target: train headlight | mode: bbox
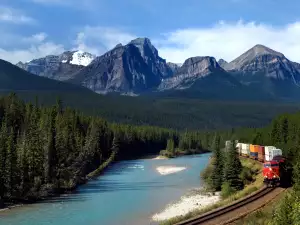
[273,175,276,178]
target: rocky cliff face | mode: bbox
[16,51,95,81]
[130,38,174,78]
[223,44,300,83]
[159,56,226,90]
[70,38,173,94]
[69,43,162,94]
[167,62,181,74]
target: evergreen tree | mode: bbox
[210,134,223,191]
[223,140,243,191]
[166,138,175,155]
[271,120,281,145]
[5,130,18,197]
[0,120,8,198]
[280,116,289,144]
[292,151,300,193]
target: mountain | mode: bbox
[0,58,93,93]
[167,62,181,74]
[154,56,274,101]
[218,59,228,68]
[223,44,300,100]
[14,39,300,101]
[223,44,300,81]
[16,51,95,81]
[159,56,234,90]
[129,38,174,78]
[69,38,173,94]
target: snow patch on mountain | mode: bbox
[70,51,95,66]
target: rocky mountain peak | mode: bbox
[159,56,224,90]
[15,50,95,81]
[250,44,284,57]
[224,44,285,71]
[114,43,123,49]
[181,56,221,71]
[218,59,228,67]
[129,37,158,59]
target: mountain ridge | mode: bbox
[12,40,300,101]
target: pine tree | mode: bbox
[16,132,29,196]
[0,120,8,198]
[223,140,243,191]
[166,138,175,155]
[5,130,18,197]
[281,117,289,144]
[292,151,300,193]
[210,134,223,191]
[271,120,281,145]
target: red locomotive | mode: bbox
[263,160,280,187]
[263,156,291,187]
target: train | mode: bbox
[226,141,292,187]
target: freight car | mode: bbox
[249,144,259,160]
[257,145,265,162]
[231,142,290,187]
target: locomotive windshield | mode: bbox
[263,163,271,168]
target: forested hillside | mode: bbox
[0,94,213,203]
[1,91,300,131]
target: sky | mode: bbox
[1,0,300,64]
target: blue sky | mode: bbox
[1,0,300,63]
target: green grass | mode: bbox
[160,158,263,225]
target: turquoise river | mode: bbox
[0,153,211,225]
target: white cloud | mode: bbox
[154,20,300,64]
[74,26,137,55]
[0,6,35,24]
[22,32,48,43]
[0,42,65,63]
[0,31,64,63]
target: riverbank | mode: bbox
[158,157,263,225]
[159,148,210,159]
[0,151,117,212]
[152,189,220,222]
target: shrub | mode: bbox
[221,181,235,198]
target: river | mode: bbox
[0,153,211,225]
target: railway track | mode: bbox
[175,186,283,225]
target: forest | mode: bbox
[0,93,213,204]
[203,112,300,224]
